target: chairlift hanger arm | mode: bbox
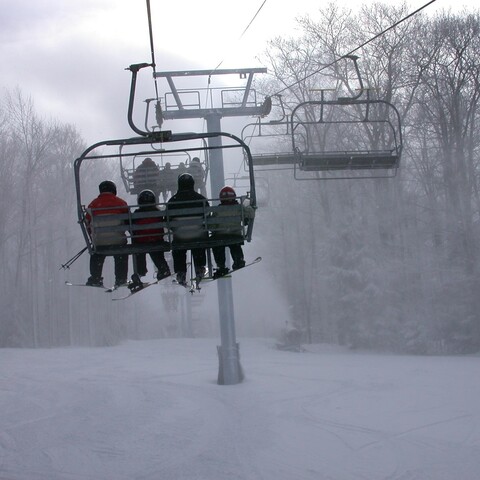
[126,62,155,136]
[339,55,364,101]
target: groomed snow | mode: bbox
[1,338,479,479]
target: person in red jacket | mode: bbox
[129,189,171,291]
[85,180,129,287]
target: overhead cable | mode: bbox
[272,0,437,96]
[210,0,268,74]
[146,0,160,100]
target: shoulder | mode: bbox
[114,196,128,206]
[192,191,207,200]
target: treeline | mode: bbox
[0,89,139,347]
[258,4,480,353]
[3,4,480,353]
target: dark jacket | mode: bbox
[167,189,209,241]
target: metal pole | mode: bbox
[205,113,243,385]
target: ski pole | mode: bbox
[60,246,88,270]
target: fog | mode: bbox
[2,1,480,478]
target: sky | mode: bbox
[1,0,479,145]
[1,336,479,479]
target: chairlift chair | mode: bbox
[290,90,403,180]
[243,56,403,180]
[74,63,257,269]
[75,131,256,260]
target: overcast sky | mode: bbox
[0,0,477,144]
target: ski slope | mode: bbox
[1,338,479,479]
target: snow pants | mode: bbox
[90,253,128,283]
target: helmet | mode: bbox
[138,189,156,205]
[178,173,195,190]
[219,185,236,204]
[99,180,117,195]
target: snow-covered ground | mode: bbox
[1,338,479,480]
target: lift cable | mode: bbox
[197,0,269,134]
[210,0,268,75]
[270,0,437,97]
[146,0,160,101]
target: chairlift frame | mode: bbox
[290,91,403,180]
[243,56,403,180]
[74,63,257,261]
[75,132,256,258]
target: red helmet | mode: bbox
[219,186,236,204]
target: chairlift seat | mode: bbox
[299,150,400,171]
[84,202,251,256]
[251,153,298,166]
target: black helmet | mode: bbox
[138,189,156,205]
[99,180,117,195]
[177,173,195,191]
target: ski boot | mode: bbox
[195,266,207,286]
[232,259,246,270]
[213,266,229,279]
[128,273,144,293]
[86,276,104,287]
[156,267,171,281]
[176,272,187,287]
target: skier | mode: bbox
[129,189,171,291]
[85,180,129,287]
[167,173,209,286]
[188,157,207,197]
[211,186,254,278]
[133,157,161,200]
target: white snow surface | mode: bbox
[1,338,479,480]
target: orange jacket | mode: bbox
[86,192,129,246]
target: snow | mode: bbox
[1,338,479,480]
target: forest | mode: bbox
[1,4,479,353]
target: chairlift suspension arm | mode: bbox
[126,63,152,136]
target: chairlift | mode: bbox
[290,88,402,180]
[74,64,256,269]
[243,56,403,180]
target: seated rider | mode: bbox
[133,157,161,200]
[188,157,207,197]
[167,173,209,286]
[85,180,129,287]
[211,186,255,278]
[130,189,171,291]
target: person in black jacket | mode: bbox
[133,158,161,200]
[167,173,209,286]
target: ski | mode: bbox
[111,275,172,300]
[104,283,130,293]
[65,281,113,291]
[204,256,262,282]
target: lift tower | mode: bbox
[155,68,269,384]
